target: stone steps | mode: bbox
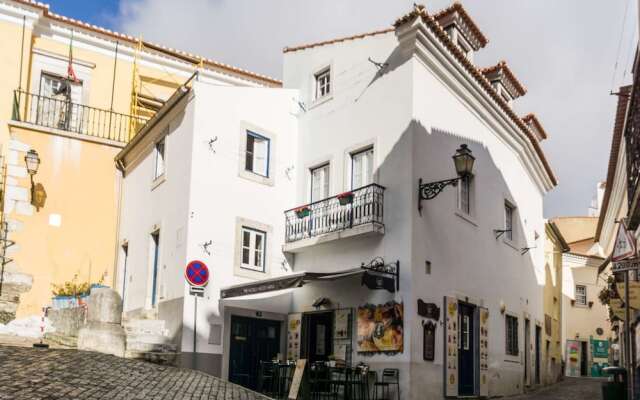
[123,318,176,364]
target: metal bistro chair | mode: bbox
[310,363,338,400]
[349,365,371,400]
[374,369,400,400]
[257,361,277,397]
[277,362,296,399]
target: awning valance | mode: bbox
[220,268,365,299]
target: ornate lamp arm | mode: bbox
[418,177,461,215]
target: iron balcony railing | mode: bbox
[284,183,385,243]
[12,90,147,143]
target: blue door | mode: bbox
[151,232,160,307]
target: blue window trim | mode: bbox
[246,130,270,178]
[151,232,160,307]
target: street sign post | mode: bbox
[611,222,637,400]
[185,260,210,355]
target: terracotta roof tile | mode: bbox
[433,1,488,48]
[283,28,394,53]
[394,4,557,186]
[13,0,281,86]
[480,61,527,97]
[595,85,632,240]
[522,113,548,140]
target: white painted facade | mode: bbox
[116,6,556,400]
[116,80,298,375]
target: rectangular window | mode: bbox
[38,73,82,131]
[245,131,270,177]
[154,138,166,180]
[241,227,266,272]
[575,285,587,306]
[315,68,331,99]
[351,147,374,189]
[505,202,515,241]
[457,175,472,214]
[310,164,330,203]
[506,315,519,356]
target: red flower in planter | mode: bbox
[337,191,354,205]
[294,206,311,218]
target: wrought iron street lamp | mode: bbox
[24,149,45,211]
[418,144,475,215]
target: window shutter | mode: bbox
[479,307,489,397]
[444,296,458,397]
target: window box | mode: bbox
[295,206,311,219]
[337,191,354,205]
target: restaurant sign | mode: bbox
[612,258,640,273]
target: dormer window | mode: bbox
[315,67,331,100]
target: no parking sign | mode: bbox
[185,260,209,287]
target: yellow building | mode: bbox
[553,216,611,377]
[543,221,569,384]
[0,0,279,319]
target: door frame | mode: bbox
[301,310,334,362]
[457,300,480,397]
[524,318,531,386]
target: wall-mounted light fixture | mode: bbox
[24,149,45,211]
[418,144,475,215]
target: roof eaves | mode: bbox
[596,85,632,240]
[283,28,394,53]
[522,113,548,140]
[13,0,281,86]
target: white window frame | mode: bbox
[310,163,330,203]
[240,226,266,273]
[457,174,473,215]
[505,314,519,356]
[504,201,515,241]
[314,67,331,100]
[575,285,587,306]
[244,130,270,178]
[153,137,166,180]
[351,147,374,190]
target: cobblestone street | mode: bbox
[509,377,605,400]
[0,345,267,400]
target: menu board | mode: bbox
[444,296,458,397]
[479,307,489,397]
[288,359,307,400]
[287,313,302,360]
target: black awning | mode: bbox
[220,269,365,299]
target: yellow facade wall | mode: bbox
[543,225,564,383]
[8,126,121,317]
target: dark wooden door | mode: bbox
[458,302,476,396]
[535,326,541,384]
[302,312,333,363]
[229,316,281,390]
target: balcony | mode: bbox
[283,183,385,253]
[11,90,147,143]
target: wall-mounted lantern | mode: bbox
[418,144,475,215]
[24,149,45,211]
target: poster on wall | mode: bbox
[591,339,609,359]
[287,313,302,360]
[565,340,581,377]
[479,307,489,397]
[334,309,350,340]
[357,302,404,353]
[444,296,458,398]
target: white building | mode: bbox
[115,4,557,399]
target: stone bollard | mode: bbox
[77,288,126,357]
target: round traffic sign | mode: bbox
[185,260,209,287]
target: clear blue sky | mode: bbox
[46,0,119,28]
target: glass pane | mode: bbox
[242,248,250,265]
[243,230,251,247]
[352,154,363,189]
[255,233,263,251]
[245,134,254,172]
[253,137,268,176]
[254,249,262,268]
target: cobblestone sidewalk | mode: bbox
[508,377,605,400]
[0,345,268,400]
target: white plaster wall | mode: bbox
[181,82,298,357]
[117,94,195,323]
[282,28,550,399]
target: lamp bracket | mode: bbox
[418,177,461,215]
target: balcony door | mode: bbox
[310,164,330,235]
[37,73,82,131]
